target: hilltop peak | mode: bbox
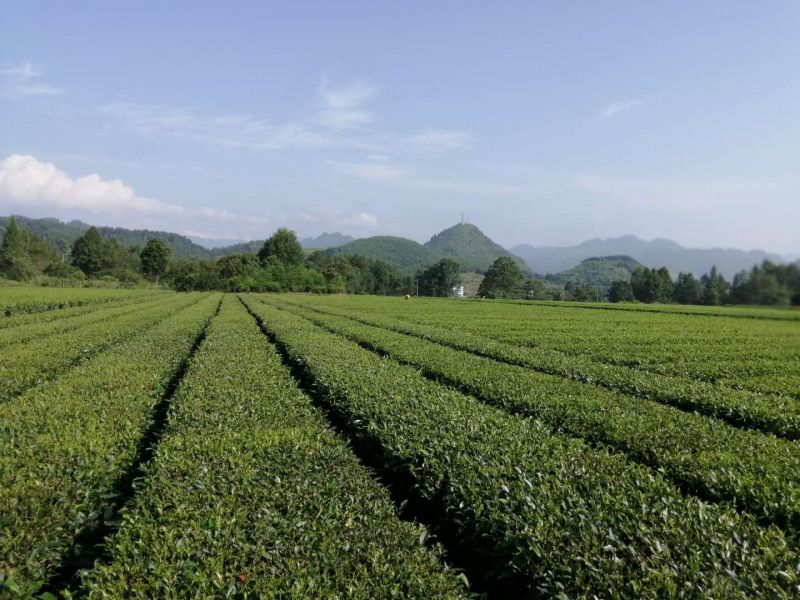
[425,223,528,273]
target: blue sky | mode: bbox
[1,1,798,253]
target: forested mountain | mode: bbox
[425,223,528,273]
[543,255,644,293]
[326,236,442,275]
[0,215,210,259]
[512,235,782,279]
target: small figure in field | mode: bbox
[404,294,411,300]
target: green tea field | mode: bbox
[2,288,799,598]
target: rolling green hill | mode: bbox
[326,236,442,275]
[425,223,528,273]
[326,225,529,276]
[544,255,644,293]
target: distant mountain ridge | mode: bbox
[512,235,783,279]
[300,232,354,249]
[207,232,356,256]
[2,215,792,279]
[188,236,246,249]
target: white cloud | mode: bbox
[0,154,271,236]
[598,98,644,119]
[0,62,62,98]
[0,154,386,240]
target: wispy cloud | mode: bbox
[327,160,408,182]
[99,103,335,151]
[316,77,378,129]
[570,172,793,211]
[400,130,471,157]
[598,98,644,119]
[295,207,379,233]
[328,159,529,196]
[99,77,469,158]
[0,62,62,98]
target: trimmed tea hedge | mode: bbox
[283,298,800,439]
[0,294,220,594]
[0,291,164,332]
[82,296,465,598]
[276,299,800,537]
[0,294,172,348]
[0,294,201,402]
[0,287,157,317]
[243,297,799,598]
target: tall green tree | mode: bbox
[0,216,58,280]
[630,267,673,303]
[673,272,703,304]
[729,262,793,306]
[140,239,171,281]
[258,228,304,265]
[607,280,634,302]
[478,256,525,299]
[1,216,24,255]
[71,227,106,276]
[0,217,36,280]
[700,266,729,306]
[418,258,461,297]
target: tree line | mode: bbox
[0,218,413,294]
[417,253,800,307]
[606,263,800,306]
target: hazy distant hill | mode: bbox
[208,232,355,257]
[512,235,782,279]
[300,232,354,249]
[0,215,210,259]
[424,223,528,273]
[188,235,246,249]
[209,240,264,257]
[327,236,442,274]
[544,255,644,293]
